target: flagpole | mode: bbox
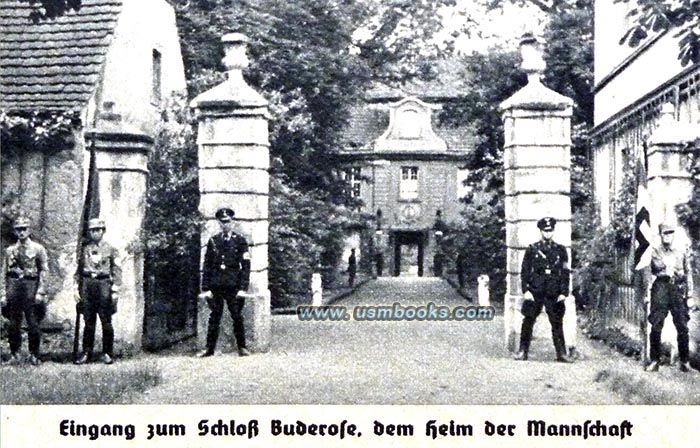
[632,140,652,365]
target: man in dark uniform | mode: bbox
[514,217,573,363]
[456,251,467,289]
[1,216,48,366]
[646,223,695,373]
[375,252,384,277]
[347,249,357,288]
[198,207,251,357]
[75,219,121,365]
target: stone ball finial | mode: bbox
[519,33,546,81]
[222,32,250,72]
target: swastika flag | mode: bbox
[633,155,651,270]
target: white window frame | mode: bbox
[400,166,419,200]
[346,167,362,198]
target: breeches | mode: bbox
[5,278,41,354]
[648,279,689,362]
[81,278,114,356]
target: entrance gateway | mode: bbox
[392,230,425,277]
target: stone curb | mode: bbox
[443,276,474,302]
[271,277,371,315]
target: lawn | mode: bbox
[1,358,161,404]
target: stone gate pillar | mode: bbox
[84,110,152,353]
[500,34,574,352]
[191,33,271,352]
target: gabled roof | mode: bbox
[341,103,477,153]
[340,58,476,153]
[0,0,122,112]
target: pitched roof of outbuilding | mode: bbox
[341,103,477,153]
[340,58,477,153]
[0,0,122,112]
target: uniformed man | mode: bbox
[347,249,357,288]
[514,217,573,363]
[198,207,251,357]
[646,223,695,373]
[75,218,121,365]
[375,252,384,278]
[1,216,48,366]
[456,251,467,289]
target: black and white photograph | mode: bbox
[1,0,699,445]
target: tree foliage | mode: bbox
[677,150,700,250]
[174,0,459,303]
[176,0,459,194]
[615,0,700,66]
[485,0,700,67]
[436,0,594,299]
[268,175,363,306]
[18,0,80,21]
[143,94,201,313]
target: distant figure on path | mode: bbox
[456,251,466,289]
[347,249,357,288]
[513,217,573,363]
[1,216,48,366]
[375,252,384,277]
[646,223,695,373]
[198,207,251,358]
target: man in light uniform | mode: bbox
[1,216,48,366]
[646,223,695,373]
[75,218,121,365]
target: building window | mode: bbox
[400,166,419,200]
[152,49,162,105]
[345,167,362,198]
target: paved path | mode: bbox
[132,278,626,404]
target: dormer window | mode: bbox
[396,108,422,139]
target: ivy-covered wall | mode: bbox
[1,123,85,328]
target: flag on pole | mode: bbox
[631,148,652,363]
[633,154,651,271]
[73,145,100,360]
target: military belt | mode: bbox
[82,273,110,280]
[6,273,38,280]
[656,276,686,285]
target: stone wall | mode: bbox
[368,159,464,227]
[1,131,85,329]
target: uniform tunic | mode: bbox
[3,239,48,355]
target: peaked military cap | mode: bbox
[658,223,675,234]
[537,217,556,231]
[88,218,106,230]
[12,216,30,228]
[215,207,235,222]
